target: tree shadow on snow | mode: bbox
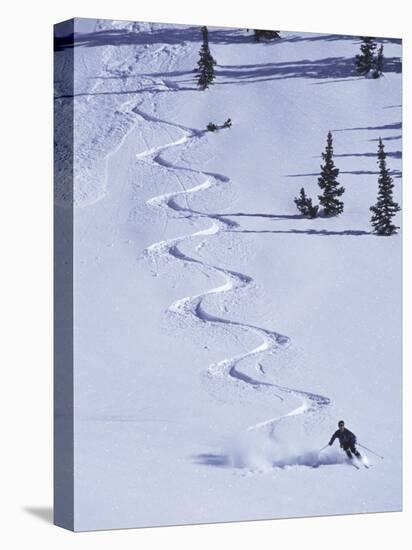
[335,151,401,159]
[214,56,401,84]
[55,26,402,51]
[55,28,401,85]
[104,55,400,91]
[368,134,401,142]
[234,229,371,236]
[280,34,401,45]
[81,56,378,90]
[334,122,402,132]
[285,169,402,179]
[55,26,262,50]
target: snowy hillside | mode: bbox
[54,18,402,531]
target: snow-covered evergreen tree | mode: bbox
[355,37,377,75]
[253,29,281,42]
[370,138,401,235]
[197,26,216,90]
[317,131,345,216]
[294,188,319,218]
[372,44,384,79]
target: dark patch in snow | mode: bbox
[285,169,402,178]
[335,151,401,159]
[193,453,231,467]
[368,135,401,142]
[235,229,370,237]
[55,27,396,51]
[214,56,401,83]
[216,212,305,220]
[334,122,402,132]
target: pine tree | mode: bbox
[355,37,377,75]
[294,188,319,218]
[317,131,345,216]
[372,44,384,78]
[197,26,216,90]
[370,138,400,235]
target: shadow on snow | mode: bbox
[335,151,401,159]
[55,55,401,101]
[215,57,401,82]
[334,122,402,132]
[55,25,402,51]
[232,229,370,236]
[285,169,402,178]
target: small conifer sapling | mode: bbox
[294,188,319,218]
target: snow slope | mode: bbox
[54,19,402,531]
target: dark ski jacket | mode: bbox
[329,428,357,448]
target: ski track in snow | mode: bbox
[139,119,330,431]
[133,83,331,446]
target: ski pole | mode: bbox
[319,445,329,453]
[357,443,384,460]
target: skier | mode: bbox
[328,420,362,460]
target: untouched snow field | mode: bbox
[55,19,402,530]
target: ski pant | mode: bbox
[342,443,361,459]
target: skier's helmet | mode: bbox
[338,420,345,428]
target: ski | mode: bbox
[350,458,370,469]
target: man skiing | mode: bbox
[329,420,362,460]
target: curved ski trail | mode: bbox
[135,91,330,442]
